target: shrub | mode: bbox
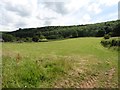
[104,34,110,39]
[101,37,120,50]
[39,35,46,39]
[32,36,39,42]
[39,39,48,42]
[26,37,32,42]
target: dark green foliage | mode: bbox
[32,36,39,42]
[2,33,16,42]
[112,23,120,36]
[0,32,2,38]
[77,30,84,37]
[47,35,61,39]
[39,35,46,39]
[96,30,105,37]
[26,37,32,42]
[101,38,120,49]
[2,20,120,42]
[104,34,110,39]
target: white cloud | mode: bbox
[97,0,119,6]
[82,14,91,23]
[88,3,102,14]
[65,0,88,12]
[0,0,119,31]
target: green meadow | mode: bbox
[2,37,118,88]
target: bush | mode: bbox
[26,37,32,42]
[104,34,110,39]
[101,38,120,49]
[39,35,46,39]
[39,39,48,42]
[32,36,39,42]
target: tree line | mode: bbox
[2,20,120,42]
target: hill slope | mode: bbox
[2,20,120,42]
[2,37,118,88]
[2,20,119,88]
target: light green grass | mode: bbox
[2,37,118,88]
[3,38,117,59]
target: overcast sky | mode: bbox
[0,0,119,31]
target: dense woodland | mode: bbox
[2,20,120,42]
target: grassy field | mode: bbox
[2,37,119,88]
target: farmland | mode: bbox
[2,37,119,88]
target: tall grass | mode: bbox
[2,54,74,88]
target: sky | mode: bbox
[0,0,119,31]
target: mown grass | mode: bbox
[2,37,119,88]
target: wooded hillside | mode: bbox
[2,20,120,42]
